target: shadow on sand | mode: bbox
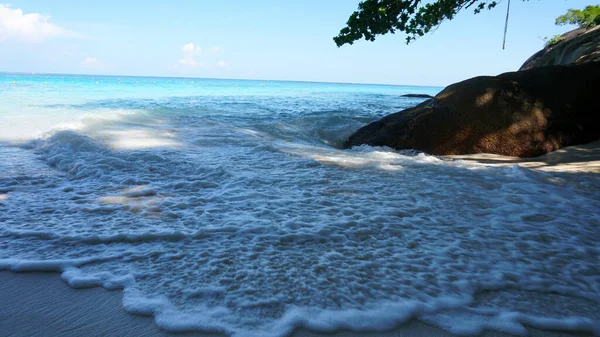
[448,140,600,174]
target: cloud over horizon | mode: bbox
[216,60,230,71]
[0,4,76,42]
[172,43,226,72]
[177,42,202,68]
[81,56,107,70]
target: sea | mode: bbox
[1,73,599,336]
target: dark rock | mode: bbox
[520,26,600,70]
[400,94,434,99]
[345,62,600,157]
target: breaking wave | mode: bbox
[1,75,599,336]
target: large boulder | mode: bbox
[520,26,600,70]
[344,62,600,157]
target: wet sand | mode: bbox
[447,141,600,174]
[0,272,593,337]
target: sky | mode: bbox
[0,0,592,86]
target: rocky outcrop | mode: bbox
[344,62,600,157]
[400,94,434,99]
[520,26,600,70]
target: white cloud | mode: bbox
[182,42,201,54]
[178,42,202,67]
[216,60,231,71]
[81,56,106,69]
[173,43,225,70]
[172,43,229,73]
[0,4,75,42]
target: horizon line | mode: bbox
[0,71,445,89]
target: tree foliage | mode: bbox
[333,0,528,47]
[555,5,600,29]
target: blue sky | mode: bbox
[0,0,590,86]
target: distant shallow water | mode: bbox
[1,74,599,337]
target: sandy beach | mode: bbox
[0,272,594,337]
[447,141,600,174]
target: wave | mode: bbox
[2,84,600,336]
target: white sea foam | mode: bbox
[1,76,599,336]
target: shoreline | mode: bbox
[446,141,600,174]
[0,272,593,337]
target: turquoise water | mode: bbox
[1,74,438,145]
[1,73,599,336]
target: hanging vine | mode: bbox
[503,0,511,49]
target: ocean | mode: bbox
[0,73,599,336]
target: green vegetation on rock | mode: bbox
[555,5,600,29]
[540,6,600,48]
[543,35,566,48]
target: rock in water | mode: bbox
[400,94,434,99]
[520,26,600,70]
[345,62,600,157]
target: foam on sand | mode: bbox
[1,75,599,337]
[0,272,591,337]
